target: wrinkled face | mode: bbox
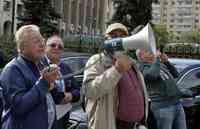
[45,36,64,61]
[22,32,45,63]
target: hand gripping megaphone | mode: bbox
[104,23,156,55]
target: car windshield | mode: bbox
[61,52,91,73]
[62,57,89,73]
[177,66,200,90]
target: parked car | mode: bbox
[168,58,200,129]
[0,86,2,129]
[61,52,91,129]
[168,58,200,73]
[176,64,200,129]
[61,52,91,86]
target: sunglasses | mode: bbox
[110,33,127,38]
[48,43,64,50]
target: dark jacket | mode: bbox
[40,57,80,129]
[0,56,50,129]
[40,57,80,104]
[139,58,183,109]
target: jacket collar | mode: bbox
[100,53,113,68]
[16,56,39,85]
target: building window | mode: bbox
[185,0,192,4]
[3,0,11,11]
[17,4,23,16]
[171,13,175,16]
[177,19,183,23]
[178,1,183,5]
[184,25,191,28]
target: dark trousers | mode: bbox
[52,113,69,129]
[116,119,135,129]
[147,109,157,129]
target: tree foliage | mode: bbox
[153,24,169,48]
[110,0,153,33]
[179,31,200,43]
[18,0,61,37]
[0,36,16,66]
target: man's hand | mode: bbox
[114,52,132,73]
[48,83,55,91]
[41,64,60,90]
[61,92,73,104]
[140,49,155,64]
[160,53,168,63]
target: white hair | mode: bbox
[15,25,40,53]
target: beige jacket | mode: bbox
[82,53,149,129]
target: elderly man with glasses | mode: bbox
[0,25,60,129]
[42,35,80,129]
[82,23,149,129]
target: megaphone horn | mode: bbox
[104,23,156,55]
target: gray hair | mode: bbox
[15,25,40,53]
[46,35,63,46]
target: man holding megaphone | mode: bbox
[82,23,149,129]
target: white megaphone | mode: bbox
[104,23,156,55]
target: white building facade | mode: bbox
[152,0,200,34]
[0,0,113,36]
[63,0,112,35]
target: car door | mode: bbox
[176,65,200,129]
[176,65,200,107]
[62,56,90,86]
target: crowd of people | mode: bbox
[0,23,194,129]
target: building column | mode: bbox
[95,0,100,33]
[66,0,72,34]
[89,0,94,34]
[101,0,107,33]
[75,0,80,30]
[82,0,87,33]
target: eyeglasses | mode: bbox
[48,43,64,50]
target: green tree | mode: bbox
[153,24,169,48]
[0,36,16,65]
[18,0,61,37]
[168,32,179,43]
[110,0,153,33]
[179,31,200,43]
